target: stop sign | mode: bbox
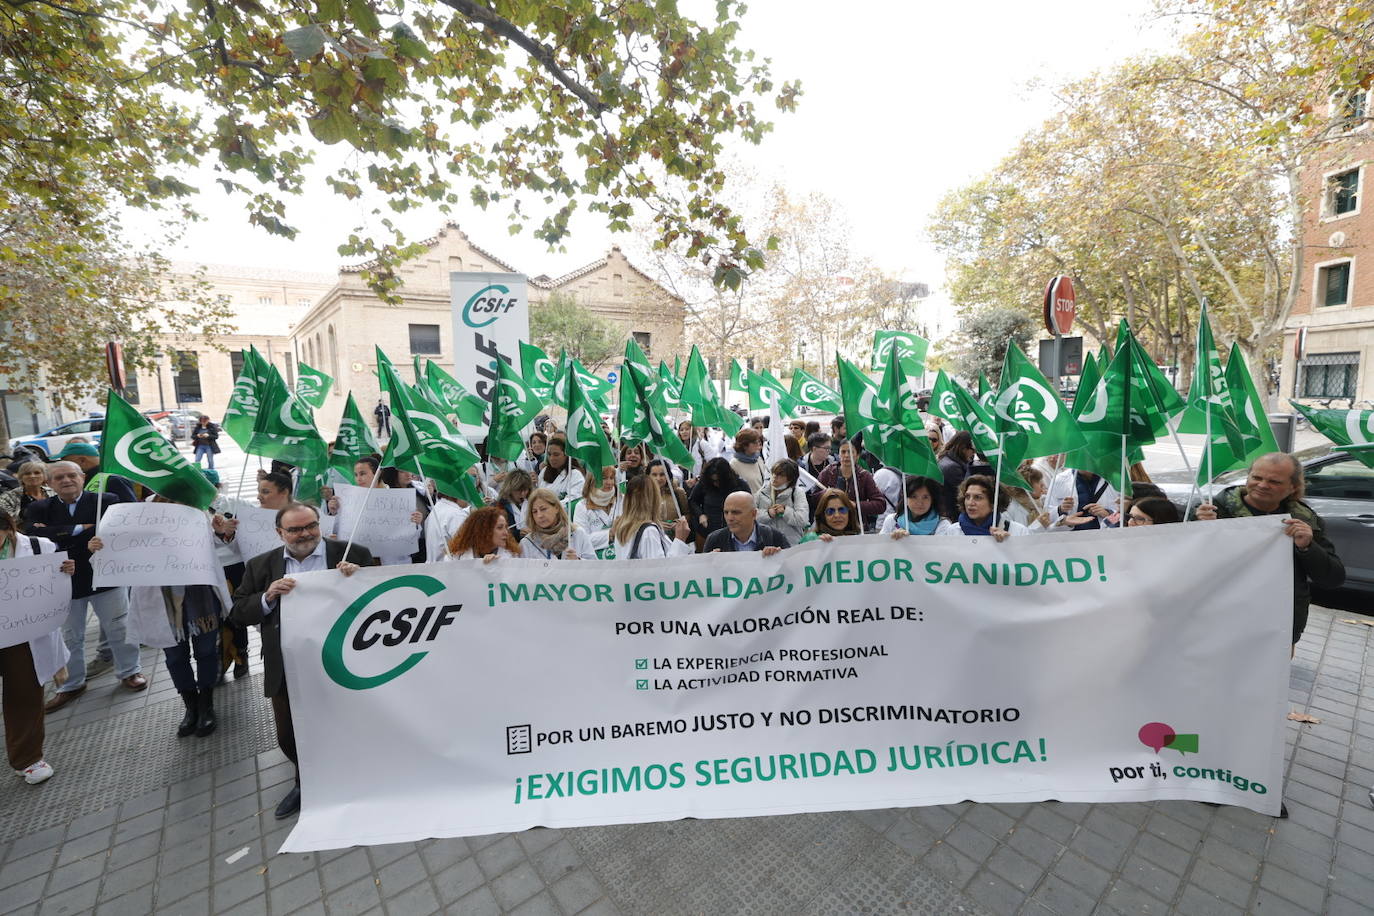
[1043,276,1077,336]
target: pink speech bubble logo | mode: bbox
[1138,722,1176,754]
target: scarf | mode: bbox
[900,509,942,536]
[735,452,760,464]
[957,513,994,536]
[527,523,570,559]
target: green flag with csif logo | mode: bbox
[1290,402,1374,469]
[788,368,842,414]
[520,341,559,400]
[248,373,328,469]
[294,360,333,410]
[101,390,217,509]
[379,362,484,504]
[422,360,488,426]
[221,346,270,449]
[871,330,928,375]
[619,362,693,466]
[487,358,545,462]
[992,342,1084,458]
[328,393,379,483]
[564,371,616,473]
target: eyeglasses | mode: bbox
[823,506,849,515]
[814,446,831,452]
[280,521,320,535]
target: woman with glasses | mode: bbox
[800,488,862,543]
[1126,497,1181,526]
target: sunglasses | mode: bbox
[823,505,849,515]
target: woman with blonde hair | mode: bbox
[611,475,692,559]
[0,461,54,520]
[446,506,522,562]
[571,465,621,556]
[520,488,594,560]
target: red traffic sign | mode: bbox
[1294,327,1308,362]
[105,341,127,391]
[1042,276,1077,337]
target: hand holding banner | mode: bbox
[91,503,221,588]
[332,482,420,558]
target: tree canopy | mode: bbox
[528,291,621,371]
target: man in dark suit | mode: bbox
[230,502,373,819]
[703,491,790,555]
[24,460,144,710]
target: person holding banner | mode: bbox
[446,506,522,561]
[612,475,692,559]
[1192,453,1344,647]
[801,489,862,543]
[0,508,73,785]
[755,459,809,545]
[25,461,146,710]
[520,489,594,560]
[539,436,585,501]
[572,466,622,556]
[230,503,372,819]
[881,476,953,537]
[818,441,885,531]
[942,475,1029,540]
[704,492,790,554]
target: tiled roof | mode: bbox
[338,221,519,274]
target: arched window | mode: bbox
[328,325,340,380]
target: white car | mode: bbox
[8,417,105,457]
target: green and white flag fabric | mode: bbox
[680,346,741,434]
[1175,306,1245,484]
[836,356,883,435]
[564,371,617,474]
[379,362,483,504]
[788,368,842,414]
[991,341,1085,458]
[871,330,929,376]
[619,363,694,467]
[487,359,546,462]
[872,355,940,478]
[553,352,613,412]
[652,361,684,416]
[294,360,333,410]
[248,372,329,470]
[747,368,800,415]
[729,359,750,398]
[375,346,398,397]
[1199,344,1280,480]
[328,393,379,484]
[1069,342,1134,493]
[423,360,488,426]
[1290,403,1374,469]
[976,372,996,411]
[928,370,1024,486]
[100,390,217,509]
[222,346,271,449]
[624,337,652,371]
[520,341,559,400]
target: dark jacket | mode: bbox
[191,421,221,454]
[687,479,751,537]
[1194,485,1345,643]
[817,465,886,528]
[230,539,374,698]
[23,491,129,598]
[703,522,791,552]
[938,454,968,521]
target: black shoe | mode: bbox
[176,692,198,738]
[194,689,217,737]
[233,661,249,679]
[1278,802,1288,819]
[275,785,301,819]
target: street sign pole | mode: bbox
[1042,276,1077,394]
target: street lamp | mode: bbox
[154,352,167,412]
[1170,331,1183,387]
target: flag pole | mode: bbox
[847,435,864,532]
[233,450,251,502]
[991,439,1005,532]
[342,463,383,559]
[1204,396,1213,504]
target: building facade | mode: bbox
[1281,96,1374,407]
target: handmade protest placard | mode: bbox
[331,482,420,558]
[91,502,220,588]
[225,502,286,565]
[0,552,71,649]
[278,517,1291,852]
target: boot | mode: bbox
[177,691,198,738]
[194,688,217,737]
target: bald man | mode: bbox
[703,491,790,555]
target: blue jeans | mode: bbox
[57,589,142,692]
[194,443,215,468]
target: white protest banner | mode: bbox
[227,502,285,565]
[332,482,419,558]
[0,552,71,649]
[91,503,220,588]
[450,271,528,435]
[279,518,1290,852]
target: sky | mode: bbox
[148,0,1175,289]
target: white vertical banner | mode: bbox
[450,271,529,421]
[279,518,1291,853]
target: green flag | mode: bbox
[1199,343,1280,481]
[248,373,328,469]
[836,356,883,434]
[487,358,546,462]
[380,362,484,504]
[871,356,940,478]
[553,352,613,412]
[747,368,801,414]
[788,368,842,413]
[413,354,424,386]
[520,341,559,400]
[872,330,929,375]
[976,372,996,411]
[328,393,379,483]
[564,371,616,473]
[1069,342,1134,493]
[100,390,216,509]
[222,347,269,449]
[1178,303,1238,435]
[729,359,749,397]
[1290,403,1374,469]
[624,337,652,370]
[375,346,398,397]
[423,360,488,425]
[294,360,333,410]
[652,361,684,416]
[928,370,1023,484]
[619,362,693,466]
[991,341,1085,458]
[680,346,741,434]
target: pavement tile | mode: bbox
[507,889,562,916]
[529,838,580,885]
[882,815,939,857]
[320,848,372,893]
[65,808,119,841]
[1176,884,1245,916]
[1004,825,1061,867]
[1328,894,1374,916]
[963,804,1016,841]
[154,861,213,907]
[964,869,1025,915]
[268,871,323,914]
[920,842,979,890]
[1189,860,1255,908]
[93,884,155,916]
[1100,879,1169,915]
[324,875,382,916]
[550,867,606,914]
[1198,835,1262,880]
[417,838,469,876]
[0,874,46,915]
[36,876,101,916]
[1028,874,1095,916]
[1249,888,1322,916]
[375,851,426,896]
[45,854,105,895]
[1067,827,1129,872]
[98,856,157,902]
[574,899,622,916]
[105,831,161,873]
[264,852,317,888]
[985,844,1041,892]
[490,861,545,910]
[1023,806,1077,843]
[384,877,441,915]
[1258,863,1326,911]
[0,850,57,892]
[5,827,65,862]
[451,885,502,916]
[433,857,485,905]
[1328,861,1374,902]
[943,822,998,861]
[1337,820,1374,856]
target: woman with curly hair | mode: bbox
[446,505,522,562]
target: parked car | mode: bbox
[149,409,205,440]
[8,417,105,457]
[1155,445,1373,598]
[140,410,175,440]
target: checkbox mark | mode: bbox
[635,658,648,670]
[636,679,649,690]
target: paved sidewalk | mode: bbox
[1,605,1370,915]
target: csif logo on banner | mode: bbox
[461,285,520,329]
[322,576,463,690]
[116,427,184,478]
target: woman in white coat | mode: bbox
[611,475,693,559]
[0,508,73,784]
[537,436,585,501]
[519,488,595,560]
[940,475,1029,539]
[754,459,809,544]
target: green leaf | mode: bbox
[347,0,381,34]
[283,24,326,60]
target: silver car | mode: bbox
[1156,445,1373,597]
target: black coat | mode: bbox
[687,479,751,537]
[703,522,791,552]
[23,491,130,598]
[191,421,221,454]
[229,539,374,698]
